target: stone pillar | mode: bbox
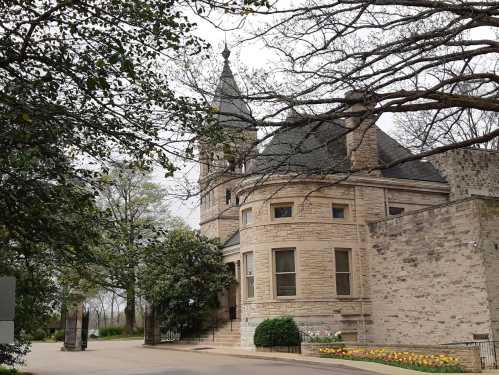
[345,90,380,174]
[61,290,85,351]
[144,303,161,345]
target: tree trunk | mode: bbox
[125,286,135,334]
[110,292,115,326]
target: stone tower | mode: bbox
[199,45,257,242]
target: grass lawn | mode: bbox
[34,334,143,343]
[0,368,30,375]
[92,334,143,341]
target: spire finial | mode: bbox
[222,41,231,61]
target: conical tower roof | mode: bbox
[212,45,254,129]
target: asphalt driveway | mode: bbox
[23,340,379,375]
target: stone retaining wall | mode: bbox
[301,342,481,373]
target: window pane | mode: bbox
[274,206,292,218]
[246,276,255,298]
[336,273,351,295]
[332,206,345,219]
[244,253,254,276]
[335,250,350,273]
[389,206,404,215]
[276,274,296,296]
[275,250,295,273]
[243,209,253,225]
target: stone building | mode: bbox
[198,48,499,349]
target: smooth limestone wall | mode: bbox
[236,178,448,348]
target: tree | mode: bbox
[187,0,499,172]
[139,227,233,334]
[97,163,171,334]
[0,182,103,367]
[0,0,214,364]
[1,0,208,174]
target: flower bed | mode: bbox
[319,347,465,373]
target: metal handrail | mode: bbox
[442,340,498,370]
[299,329,313,343]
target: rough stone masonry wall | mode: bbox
[477,198,499,340]
[431,149,499,200]
[301,342,481,373]
[200,178,239,242]
[368,199,492,345]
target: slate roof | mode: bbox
[211,48,444,183]
[212,46,255,130]
[223,230,240,247]
[253,115,446,183]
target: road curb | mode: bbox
[143,344,469,375]
[143,344,361,368]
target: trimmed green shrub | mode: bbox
[254,317,300,347]
[99,326,124,337]
[31,328,47,341]
[54,329,64,341]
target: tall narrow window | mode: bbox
[225,189,231,205]
[242,208,253,225]
[235,196,240,206]
[274,249,296,297]
[335,249,351,296]
[244,252,255,299]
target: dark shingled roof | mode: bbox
[212,45,254,130]
[211,50,444,183]
[223,230,240,247]
[253,117,446,183]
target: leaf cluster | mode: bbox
[139,227,233,332]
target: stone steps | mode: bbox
[181,320,241,347]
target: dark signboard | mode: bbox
[0,277,15,343]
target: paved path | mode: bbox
[23,340,379,375]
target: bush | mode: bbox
[133,326,144,336]
[0,368,19,374]
[0,333,31,367]
[98,326,124,337]
[53,330,64,342]
[31,328,47,341]
[254,317,300,347]
[309,336,342,343]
